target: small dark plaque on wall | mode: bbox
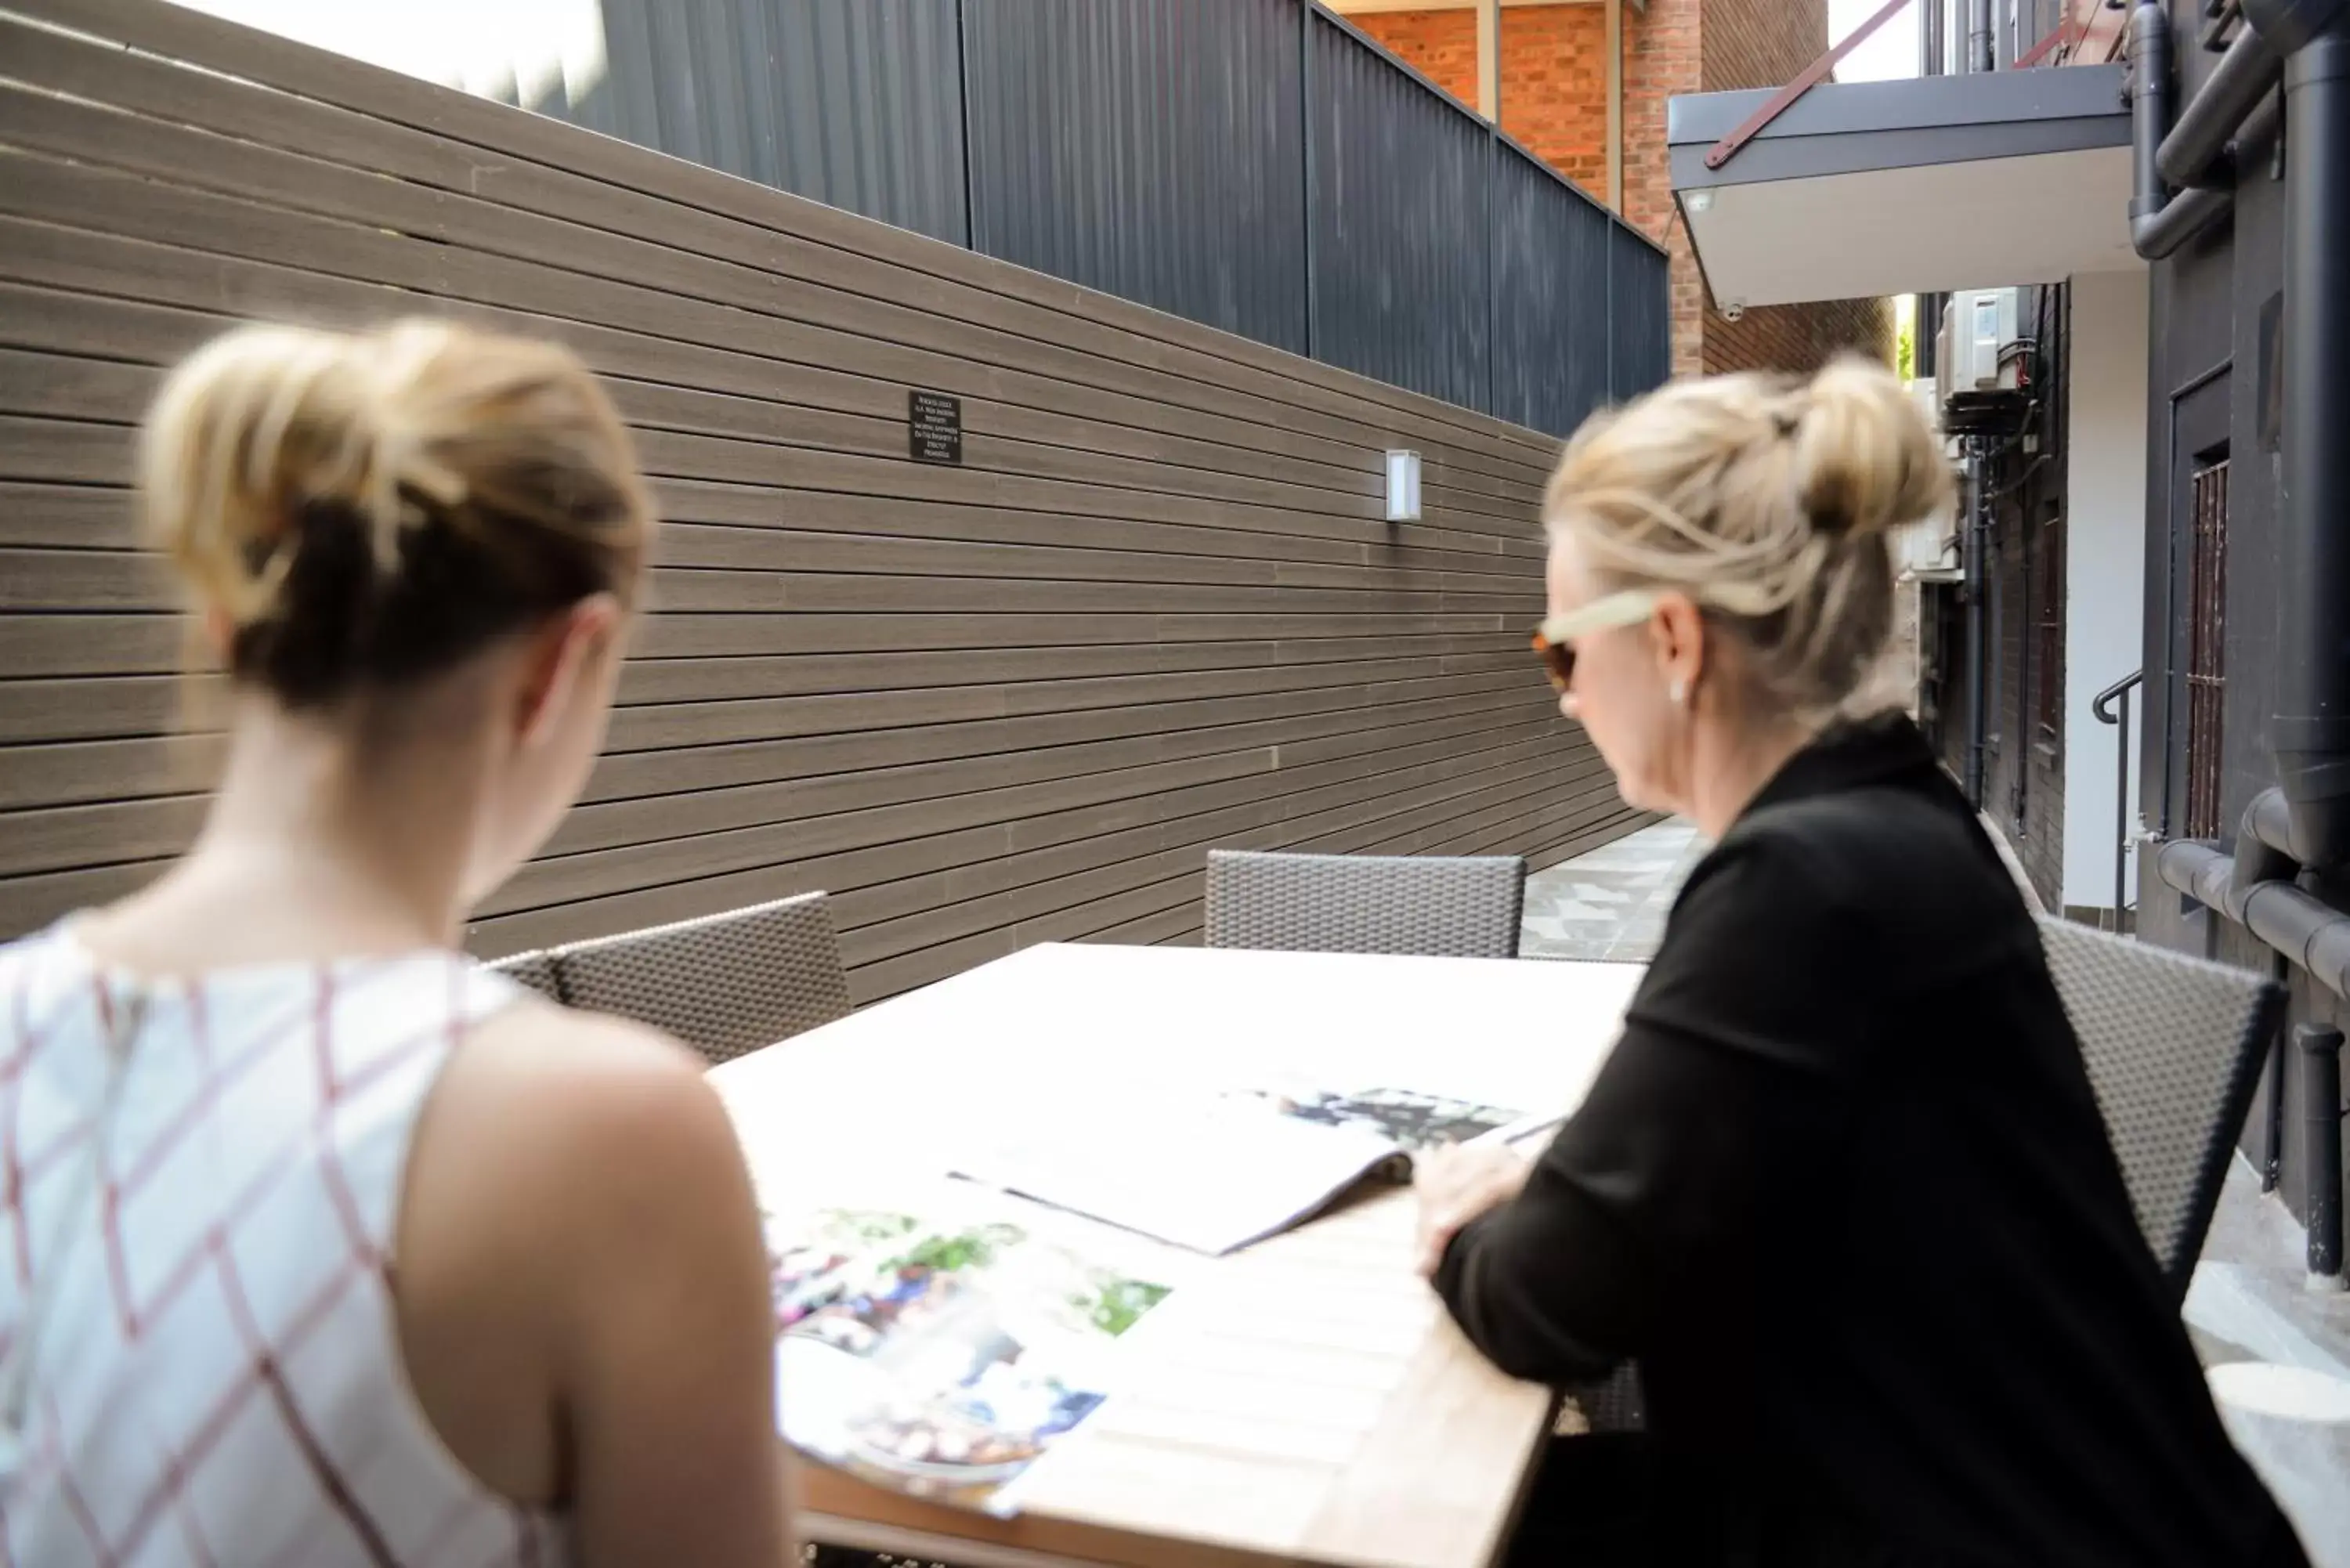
[909,390,962,464]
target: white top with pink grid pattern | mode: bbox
[0,922,570,1568]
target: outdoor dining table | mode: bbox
[710,940,1644,1568]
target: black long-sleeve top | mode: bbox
[1437,717,2306,1567]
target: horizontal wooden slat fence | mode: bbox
[0,0,1650,1001]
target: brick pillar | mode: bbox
[1622,0,1705,378]
[1497,4,1612,196]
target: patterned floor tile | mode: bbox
[1521,821,1708,965]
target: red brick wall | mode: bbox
[1352,7,1608,197]
[1622,0,1705,376]
[1703,301,1893,375]
[1497,5,1610,196]
[1349,9,1479,103]
[1352,2,1892,385]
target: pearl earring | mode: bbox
[1669,679,1687,706]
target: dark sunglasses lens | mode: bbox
[1531,632,1574,693]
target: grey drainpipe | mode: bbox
[2161,788,2350,1001]
[2131,2,2286,260]
[2131,3,2175,219]
[2242,785,2310,872]
[2160,25,2283,186]
[2305,1025,2345,1280]
[2158,787,2350,1277]
[1969,0,1995,73]
[1963,438,1989,808]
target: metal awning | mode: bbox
[1669,66,2137,310]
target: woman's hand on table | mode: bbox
[1412,1142,1535,1279]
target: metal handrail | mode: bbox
[2092,669,2142,724]
[2093,670,2145,929]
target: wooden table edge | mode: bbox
[798,1468,1316,1568]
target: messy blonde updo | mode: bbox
[140,318,652,709]
[1543,354,1950,724]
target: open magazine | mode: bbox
[949,1081,1543,1255]
[766,1204,1174,1516]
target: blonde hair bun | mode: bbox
[139,318,650,707]
[1791,355,1947,541]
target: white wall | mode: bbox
[2063,269,2152,912]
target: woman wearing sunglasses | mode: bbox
[1412,358,2305,1566]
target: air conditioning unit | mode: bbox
[1894,377,1963,583]
[1935,287,2023,407]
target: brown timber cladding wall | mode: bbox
[0,0,1650,1003]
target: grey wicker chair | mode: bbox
[1204,851,1528,959]
[1573,924,2280,1432]
[2037,916,2283,1299]
[487,948,564,1003]
[550,892,854,1068]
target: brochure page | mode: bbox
[766,1198,1176,1516]
[949,1081,1530,1255]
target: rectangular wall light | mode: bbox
[1385,449,1422,522]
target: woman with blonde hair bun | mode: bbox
[1414,357,2305,1566]
[0,320,793,1564]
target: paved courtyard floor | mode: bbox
[1520,818,1705,963]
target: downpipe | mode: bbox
[1963,439,1989,809]
[2301,1025,2345,1281]
[2160,25,2283,187]
[2158,795,2350,1277]
[2130,1,2286,260]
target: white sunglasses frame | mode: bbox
[1536,588,1665,647]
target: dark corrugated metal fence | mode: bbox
[1490,123,1614,438]
[1607,226,1672,402]
[542,0,971,246]
[964,0,1311,358]
[512,0,1669,436]
[1305,9,1492,414]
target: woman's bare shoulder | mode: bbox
[467,992,706,1079]
[425,996,747,1226]
[395,994,768,1504]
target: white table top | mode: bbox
[712,942,1643,1568]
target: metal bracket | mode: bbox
[1703,0,1913,171]
[2016,9,2088,67]
[1705,0,2094,175]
